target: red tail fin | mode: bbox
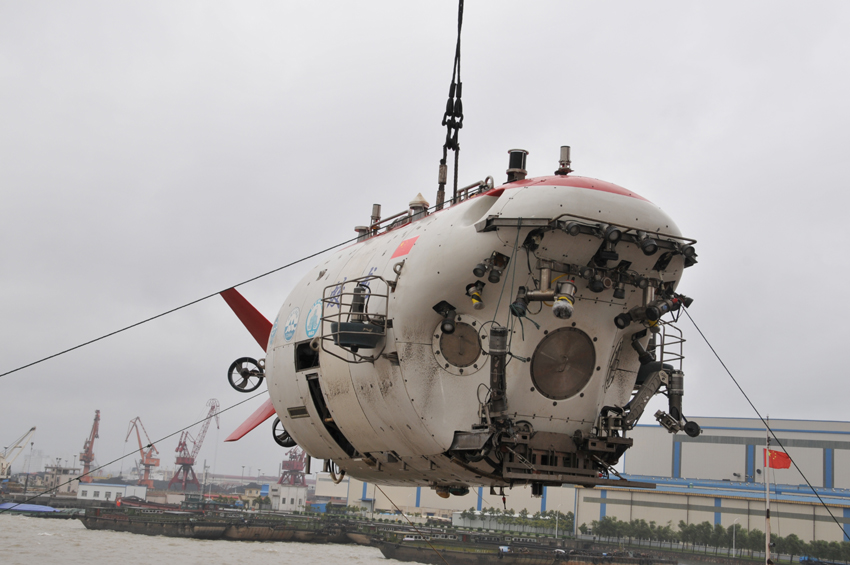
[225,399,277,442]
[220,288,272,350]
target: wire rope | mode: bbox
[2,175,501,381]
[0,235,364,379]
[682,307,848,540]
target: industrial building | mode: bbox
[314,417,850,542]
[624,416,850,488]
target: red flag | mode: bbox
[764,448,792,469]
[391,236,420,258]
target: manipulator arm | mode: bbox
[623,335,701,437]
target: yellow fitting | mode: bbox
[470,291,484,310]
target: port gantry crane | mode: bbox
[79,410,100,483]
[168,399,219,491]
[1,426,36,480]
[278,447,307,487]
[125,417,160,489]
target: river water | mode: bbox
[0,514,395,565]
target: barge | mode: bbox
[375,533,676,565]
[76,505,677,565]
[78,506,359,542]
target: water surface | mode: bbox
[0,514,394,565]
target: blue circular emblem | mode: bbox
[305,299,322,338]
[268,315,280,347]
[283,308,300,342]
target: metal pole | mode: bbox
[553,503,561,540]
[765,418,771,565]
[733,518,740,557]
[574,488,579,537]
[202,460,207,504]
[23,442,34,496]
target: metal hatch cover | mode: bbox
[530,327,596,400]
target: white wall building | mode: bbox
[270,484,307,512]
[76,483,147,502]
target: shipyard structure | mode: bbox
[314,417,850,543]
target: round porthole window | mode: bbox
[432,315,486,376]
[530,327,595,399]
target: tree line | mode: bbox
[585,516,850,563]
[459,507,575,533]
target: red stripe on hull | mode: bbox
[488,175,649,202]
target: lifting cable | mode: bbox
[0,389,266,515]
[682,307,849,541]
[435,0,465,210]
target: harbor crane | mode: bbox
[125,417,160,489]
[79,410,100,483]
[168,399,219,491]
[278,447,306,487]
[1,426,36,479]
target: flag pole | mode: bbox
[765,416,772,565]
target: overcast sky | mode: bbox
[2,1,849,482]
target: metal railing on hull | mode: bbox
[355,177,495,242]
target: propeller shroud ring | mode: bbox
[227,357,265,393]
[272,417,297,448]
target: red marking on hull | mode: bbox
[225,398,277,442]
[390,236,420,258]
[481,187,506,198]
[497,175,649,202]
[220,288,273,350]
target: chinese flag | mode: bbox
[391,236,420,259]
[764,448,792,469]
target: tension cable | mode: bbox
[1,196,458,379]
[683,307,848,540]
[0,234,359,379]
